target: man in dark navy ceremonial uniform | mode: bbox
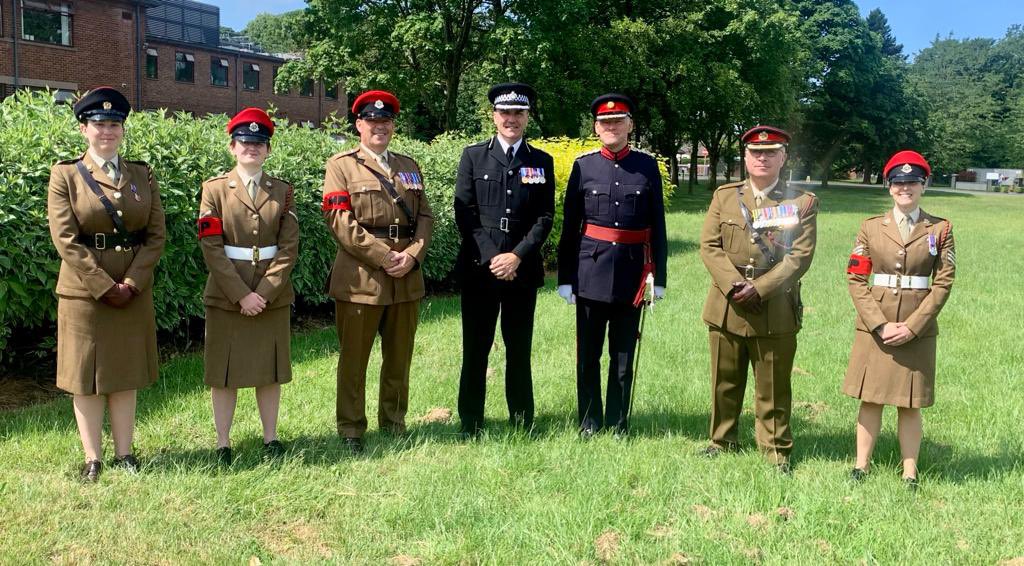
[557,93,668,437]
[454,82,556,435]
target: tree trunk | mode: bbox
[669,153,679,186]
[862,162,872,184]
[688,139,698,194]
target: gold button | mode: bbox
[252,213,259,219]
[252,230,258,235]
[115,245,123,252]
[895,262,902,268]
[116,210,123,217]
[113,192,122,199]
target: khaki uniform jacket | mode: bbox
[847,210,955,337]
[198,169,300,311]
[48,153,166,299]
[700,180,818,337]
[322,147,433,305]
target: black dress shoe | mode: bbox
[850,468,868,482]
[579,426,597,440]
[903,476,919,491]
[80,460,102,482]
[112,454,140,473]
[215,447,233,465]
[342,437,364,454]
[263,440,286,458]
[701,445,726,458]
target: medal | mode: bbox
[130,183,141,202]
[928,234,937,256]
[519,167,546,184]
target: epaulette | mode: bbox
[714,181,745,192]
[389,150,418,164]
[632,147,657,158]
[56,157,83,165]
[331,148,360,160]
[471,138,491,148]
[205,173,230,182]
[125,159,150,167]
[575,148,601,160]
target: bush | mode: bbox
[0,91,674,363]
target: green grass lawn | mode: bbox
[2,185,1023,564]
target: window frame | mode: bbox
[21,3,73,47]
[175,52,195,83]
[210,57,229,87]
[243,63,260,91]
[145,48,158,79]
[299,78,314,98]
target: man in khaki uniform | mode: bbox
[322,90,433,453]
[699,125,818,472]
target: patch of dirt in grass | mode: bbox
[391,555,422,566]
[745,513,769,529]
[418,407,453,424]
[792,366,813,377]
[795,401,828,421]
[776,507,795,521]
[998,558,1024,566]
[1,376,62,412]
[259,520,331,559]
[50,544,96,565]
[691,504,714,520]
[743,547,763,562]
[815,539,832,554]
[664,552,693,565]
[594,529,621,563]
[648,524,675,538]
[486,367,496,380]
[956,539,970,551]
[248,558,262,566]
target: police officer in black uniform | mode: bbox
[557,93,667,437]
[454,82,556,435]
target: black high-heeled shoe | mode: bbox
[80,460,102,482]
[112,454,141,473]
[850,468,868,482]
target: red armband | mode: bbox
[197,216,223,239]
[322,191,352,212]
[846,254,871,275]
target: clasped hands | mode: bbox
[489,252,521,281]
[101,282,139,308]
[239,292,267,316]
[729,281,762,313]
[875,321,916,347]
[384,250,416,279]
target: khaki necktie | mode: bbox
[898,216,912,242]
[104,161,120,183]
[247,178,258,202]
[754,192,764,208]
[378,153,391,174]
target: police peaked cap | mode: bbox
[488,82,535,111]
[74,87,131,123]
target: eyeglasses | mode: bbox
[747,149,781,159]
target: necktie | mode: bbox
[506,145,515,164]
[104,161,119,183]
[754,192,763,208]
[378,153,391,174]
[899,216,912,242]
[247,178,258,202]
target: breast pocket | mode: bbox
[474,169,503,206]
[584,184,610,217]
[720,220,745,254]
[621,185,648,222]
[350,181,386,222]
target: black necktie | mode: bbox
[506,145,515,163]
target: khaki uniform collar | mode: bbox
[892,206,921,225]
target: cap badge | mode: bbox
[249,122,260,132]
[102,102,113,110]
[901,163,913,173]
[606,101,615,109]
[757,131,769,141]
[374,100,384,109]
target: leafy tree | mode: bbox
[242,10,311,54]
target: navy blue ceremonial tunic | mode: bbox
[557,148,668,303]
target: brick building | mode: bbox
[0,0,344,125]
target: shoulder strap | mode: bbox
[736,185,776,264]
[76,161,128,235]
[361,163,417,229]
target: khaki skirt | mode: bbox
[56,291,159,395]
[204,305,292,388]
[842,329,936,408]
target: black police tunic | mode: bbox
[558,148,668,304]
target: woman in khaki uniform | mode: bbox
[47,87,166,481]
[198,108,299,464]
[843,150,955,488]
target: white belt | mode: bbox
[224,245,277,262]
[872,273,929,289]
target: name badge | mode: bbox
[519,167,546,184]
[751,204,799,229]
[928,234,937,256]
[397,172,424,191]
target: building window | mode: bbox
[243,63,260,91]
[145,49,158,79]
[175,52,195,83]
[299,79,314,97]
[324,83,338,100]
[21,3,73,46]
[211,57,229,87]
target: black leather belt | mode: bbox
[359,223,414,240]
[76,230,146,250]
[735,264,772,280]
[479,216,522,232]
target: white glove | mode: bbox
[653,286,665,300]
[557,284,576,305]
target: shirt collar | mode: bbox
[749,178,779,199]
[600,145,631,161]
[360,143,390,165]
[893,206,921,224]
[236,167,263,189]
[496,136,523,156]
[88,150,119,172]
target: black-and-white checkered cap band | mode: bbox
[494,91,531,110]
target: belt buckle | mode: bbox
[388,224,399,242]
[95,233,106,250]
[894,274,902,288]
[499,217,510,232]
[252,246,260,263]
[744,264,755,280]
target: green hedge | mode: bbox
[0,91,673,363]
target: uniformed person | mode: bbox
[556,94,667,437]
[47,87,166,481]
[698,125,817,472]
[843,150,955,488]
[322,90,433,453]
[197,108,299,464]
[454,82,556,435]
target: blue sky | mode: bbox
[214,0,1023,58]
